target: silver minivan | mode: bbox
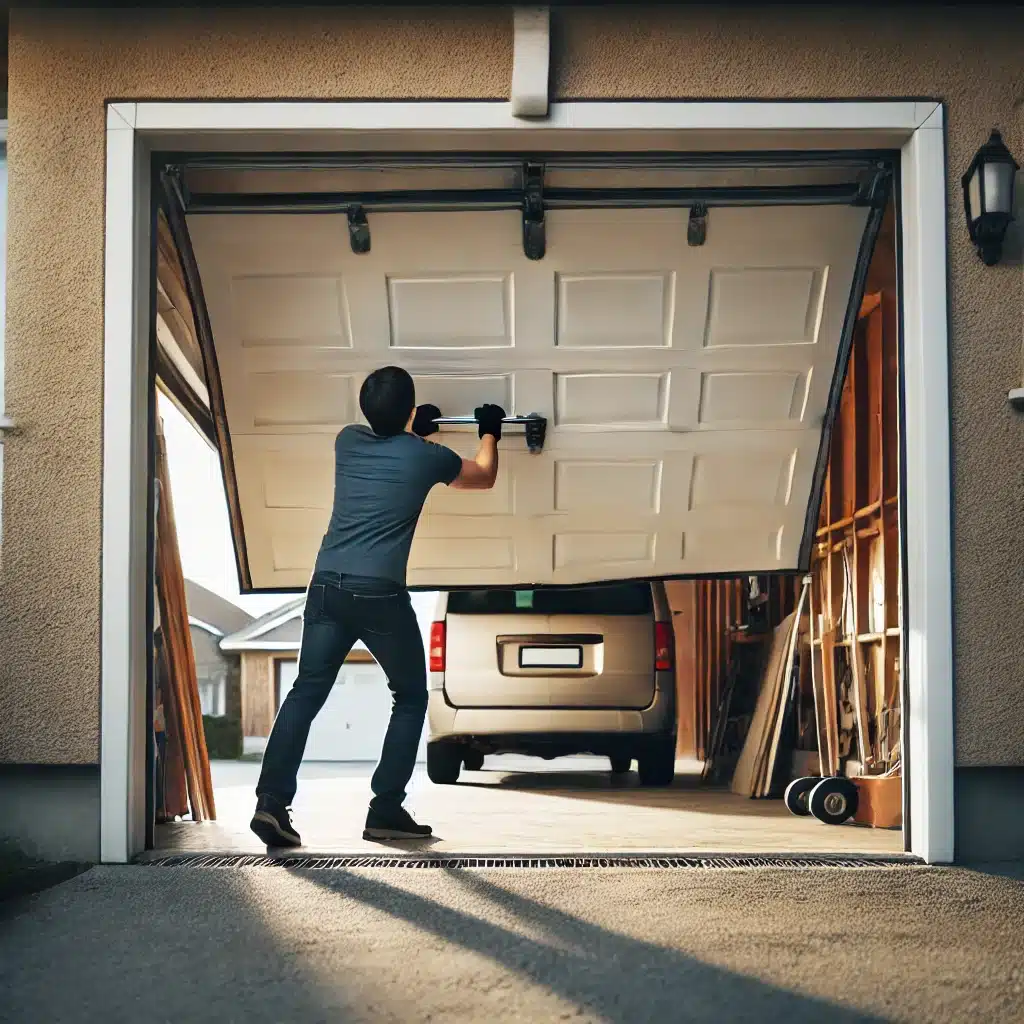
[426,581,677,786]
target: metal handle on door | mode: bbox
[430,412,548,453]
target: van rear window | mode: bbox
[446,583,652,616]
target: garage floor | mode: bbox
[154,758,904,857]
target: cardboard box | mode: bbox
[853,775,902,829]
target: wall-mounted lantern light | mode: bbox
[962,129,1019,266]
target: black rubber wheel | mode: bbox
[783,776,820,817]
[808,776,859,825]
[637,737,676,787]
[609,755,632,774]
[463,750,485,772]
[426,742,462,785]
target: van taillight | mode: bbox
[654,622,673,671]
[430,621,446,673]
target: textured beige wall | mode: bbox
[2,5,1024,766]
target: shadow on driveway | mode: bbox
[301,867,887,1023]
[3,863,1023,1022]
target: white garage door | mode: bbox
[178,156,884,591]
[277,659,426,762]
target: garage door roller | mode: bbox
[431,413,547,453]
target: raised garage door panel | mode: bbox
[187,202,869,590]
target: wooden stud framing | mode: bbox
[664,216,901,794]
[808,268,902,779]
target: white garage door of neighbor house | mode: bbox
[277,659,426,762]
[182,157,882,591]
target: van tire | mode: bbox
[463,750,485,772]
[638,737,676,787]
[427,742,462,785]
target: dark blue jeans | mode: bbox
[256,571,427,812]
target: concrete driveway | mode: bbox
[155,758,903,857]
[1,863,1022,1022]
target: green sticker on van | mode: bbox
[515,590,534,609]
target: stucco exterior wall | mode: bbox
[2,5,1023,768]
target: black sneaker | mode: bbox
[363,805,433,841]
[250,795,302,848]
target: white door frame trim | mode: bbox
[100,99,953,863]
[100,107,152,862]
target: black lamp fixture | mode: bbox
[962,129,1019,266]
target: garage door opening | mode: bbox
[144,137,909,860]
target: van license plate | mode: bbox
[519,646,583,669]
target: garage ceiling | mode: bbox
[167,153,887,591]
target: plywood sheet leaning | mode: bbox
[759,582,811,797]
[156,420,217,822]
[731,609,798,798]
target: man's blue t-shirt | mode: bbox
[313,425,462,585]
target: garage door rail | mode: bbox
[142,852,920,870]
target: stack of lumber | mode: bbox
[730,583,810,798]
[154,629,189,821]
[666,575,800,763]
[155,419,217,822]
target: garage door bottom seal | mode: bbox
[140,853,919,870]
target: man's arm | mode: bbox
[451,434,498,491]
[412,401,503,492]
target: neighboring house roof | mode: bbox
[219,597,305,651]
[184,579,255,638]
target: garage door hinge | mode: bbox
[854,166,893,209]
[347,204,371,254]
[522,162,546,260]
[688,203,708,246]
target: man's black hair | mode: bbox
[359,366,416,437]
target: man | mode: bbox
[250,366,504,846]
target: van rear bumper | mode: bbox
[428,681,674,741]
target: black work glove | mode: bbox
[475,404,506,441]
[412,403,441,438]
